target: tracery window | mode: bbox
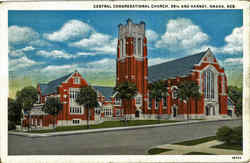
[203,70,215,99]
[133,38,137,56]
[138,38,142,57]
[120,39,123,57]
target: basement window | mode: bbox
[72,119,80,125]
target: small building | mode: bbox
[22,70,103,128]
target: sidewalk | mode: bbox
[155,140,242,155]
[8,118,241,138]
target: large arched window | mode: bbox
[138,38,142,57]
[120,39,123,57]
[203,70,215,99]
[133,38,137,56]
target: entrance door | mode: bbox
[206,106,209,116]
[206,104,215,116]
[173,108,177,117]
[135,110,140,118]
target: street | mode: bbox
[8,119,242,155]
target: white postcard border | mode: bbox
[0,1,249,163]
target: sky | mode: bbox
[8,10,243,96]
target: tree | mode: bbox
[177,80,201,120]
[228,86,242,116]
[76,86,98,129]
[8,98,21,125]
[16,86,38,131]
[43,96,63,129]
[113,81,137,122]
[148,80,168,122]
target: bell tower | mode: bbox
[116,19,148,118]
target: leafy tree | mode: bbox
[148,80,168,122]
[228,86,242,116]
[177,80,201,120]
[76,86,98,129]
[16,86,37,131]
[8,98,21,125]
[43,97,63,129]
[114,81,137,122]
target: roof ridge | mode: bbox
[148,49,209,82]
[149,50,207,68]
[47,72,74,85]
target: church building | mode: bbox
[116,19,235,120]
[22,19,236,129]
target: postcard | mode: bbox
[0,1,249,163]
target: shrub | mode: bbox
[8,121,16,130]
[216,126,242,146]
[231,126,242,145]
[216,126,233,144]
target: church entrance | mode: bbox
[205,104,215,116]
[172,105,178,118]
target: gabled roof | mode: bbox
[93,86,114,100]
[148,49,208,83]
[39,72,74,96]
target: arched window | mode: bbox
[123,39,126,57]
[133,38,137,56]
[120,39,123,57]
[203,70,215,99]
[138,38,142,57]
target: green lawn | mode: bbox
[29,120,180,133]
[212,143,242,151]
[185,152,214,155]
[174,136,216,146]
[148,148,172,155]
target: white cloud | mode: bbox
[9,56,39,71]
[88,58,115,66]
[192,26,243,55]
[148,57,174,66]
[76,52,96,56]
[21,46,35,52]
[41,64,75,72]
[29,39,52,47]
[9,46,35,57]
[146,29,159,42]
[224,58,243,64]
[220,26,243,54]
[44,20,94,42]
[70,33,117,54]
[8,26,39,45]
[41,58,116,76]
[155,18,209,52]
[36,50,75,59]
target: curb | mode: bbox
[8,118,242,138]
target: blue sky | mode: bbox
[8,10,243,87]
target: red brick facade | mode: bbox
[22,19,234,129]
[116,19,231,120]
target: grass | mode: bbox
[174,136,216,146]
[29,120,180,133]
[212,143,242,151]
[148,148,172,155]
[185,152,214,155]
